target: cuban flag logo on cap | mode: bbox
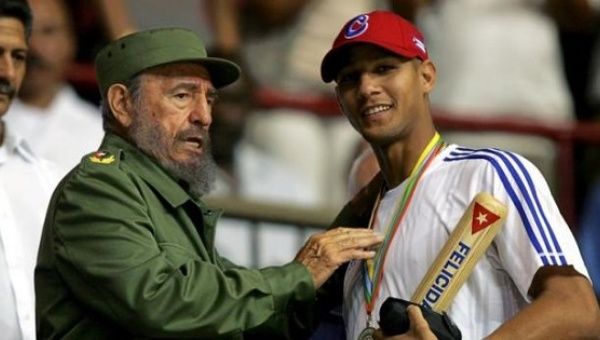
[344,14,369,39]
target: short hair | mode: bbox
[0,0,32,39]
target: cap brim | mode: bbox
[321,42,423,83]
[321,43,359,83]
[200,57,241,88]
[321,51,340,83]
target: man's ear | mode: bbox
[419,59,436,94]
[107,84,135,127]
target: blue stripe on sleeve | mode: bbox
[503,151,564,256]
[445,148,565,265]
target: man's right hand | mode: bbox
[294,227,383,288]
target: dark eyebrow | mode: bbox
[0,47,28,54]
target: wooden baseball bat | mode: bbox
[411,192,507,312]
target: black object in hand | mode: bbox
[379,297,462,340]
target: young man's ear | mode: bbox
[419,59,436,94]
[107,84,135,128]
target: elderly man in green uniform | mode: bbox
[35,28,383,339]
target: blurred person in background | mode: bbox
[0,1,61,338]
[209,62,315,206]
[578,17,600,301]
[5,0,103,174]
[208,0,390,208]
[394,0,599,194]
[578,179,600,300]
[207,61,319,266]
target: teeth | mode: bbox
[185,138,202,147]
[364,105,391,115]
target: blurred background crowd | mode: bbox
[11,0,600,297]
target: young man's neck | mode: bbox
[373,128,438,189]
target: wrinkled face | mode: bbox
[335,45,434,146]
[22,0,75,95]
[0,17,27,116]
[128,62,219,196]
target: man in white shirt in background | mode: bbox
[0,1,60,339]
[5,0,103,175]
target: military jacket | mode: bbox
[35,133,315,339]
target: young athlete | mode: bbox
[320,10,600,339]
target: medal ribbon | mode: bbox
[362,132,445,317]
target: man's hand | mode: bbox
[295,227,383,288]
[374,305,438,340]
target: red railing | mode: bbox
[68,63,97,88]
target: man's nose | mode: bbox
[0,54,16,81]
[358,74,381,98]
[189,96,212,128]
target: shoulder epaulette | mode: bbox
[84,150,121,167]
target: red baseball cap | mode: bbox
[320,10,428,83]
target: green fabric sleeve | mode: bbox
[48,163,315,338]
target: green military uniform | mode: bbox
[35,133,315,339]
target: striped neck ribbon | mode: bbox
[362,132,446,317]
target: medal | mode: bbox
[357,326,376,340]
[357,315,377,340]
